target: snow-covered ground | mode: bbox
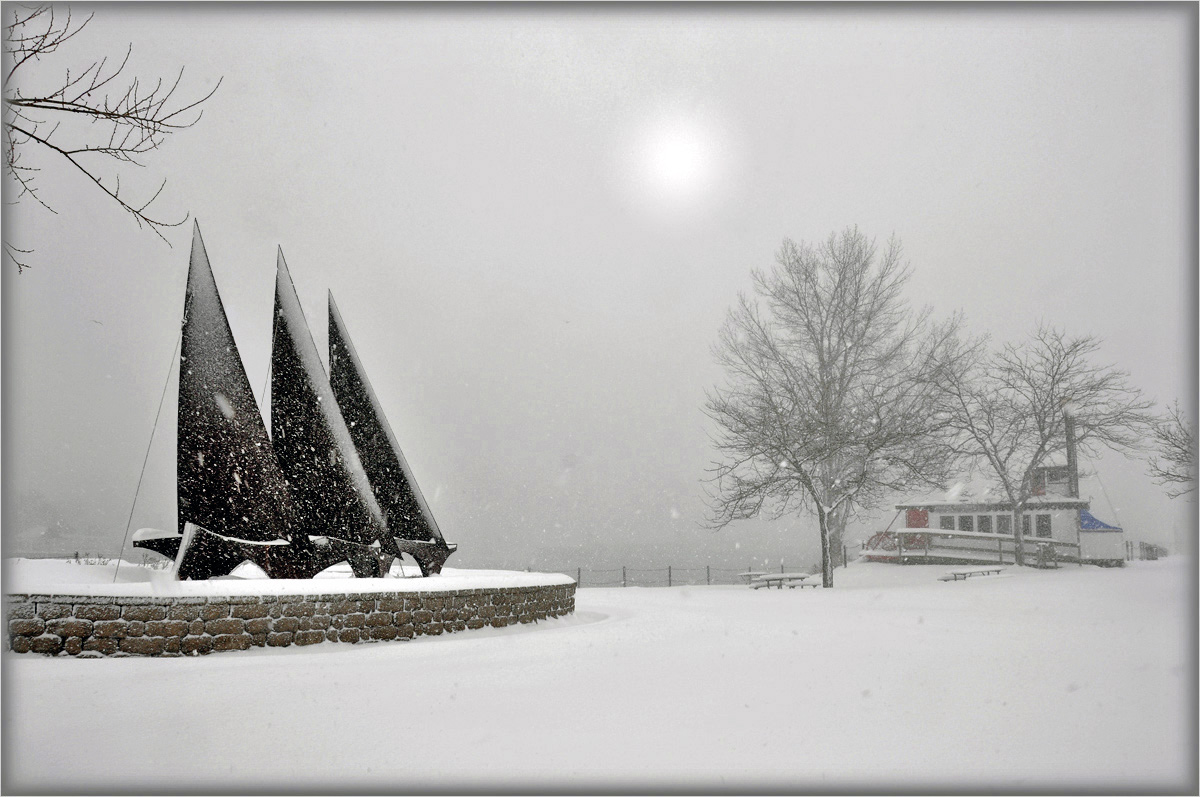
[2,557,570,596]
[4,558,1194,792]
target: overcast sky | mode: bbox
[3,4,1195,571]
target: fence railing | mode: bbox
[1127,541,1169,561]
[544,563,836,588]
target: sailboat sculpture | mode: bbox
[132,224,455,579]
[330,293,457,576]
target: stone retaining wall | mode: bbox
[5,583,575,657]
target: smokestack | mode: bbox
[1064,405,1079,499]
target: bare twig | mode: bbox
[3,4,221,268]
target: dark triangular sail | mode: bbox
[271,250,392,559]
[329,294,455,574]
[176,223,299,545]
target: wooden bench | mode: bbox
[751,573,819,590]
[938,567,1005,582]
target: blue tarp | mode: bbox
[1080,510,1121,531]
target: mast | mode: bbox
[329,293,456,574]
[271,250,395,574]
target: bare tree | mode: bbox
[937,325,1155,564]
[705,228,966,588]
[1148,400,1197,498]
[3,5,221,271]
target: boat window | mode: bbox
[1036,514,1052,538]
[997,515,1012,536]
[939,515,955,530]
[977,515,993,534]
[958,515,974,532]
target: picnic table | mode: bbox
[750,572,820,590]
[937,566,1005,582]
[738,571,769,585]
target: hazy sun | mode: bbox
[636,115,721,208]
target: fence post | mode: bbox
[622,566,627,587]
[707,565,711,585]
[843,544,848,567]
[577,567,581,585]
[668,566,672,587]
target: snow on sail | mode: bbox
[329,293,457,575]
[271,250,396,577]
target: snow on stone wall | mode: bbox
[6,583,576,657]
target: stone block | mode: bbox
[342,613,366,629]
[82,637,118,655]
[331,599,360,615]
[268,603,282,619]
[63,637,84,656]
[369,625,397,641]
[164,637,181,654]
[245,618,271,635]
[146,620,189,638]
[338,628,361,644]
[93,620,128,638]
[466,618,486,630]
[414,609,434,624]
[396,623,415,639]
[377,597,405,612]
[47,618,93,639]
[205,618,245,636]
[120,637,166,655]
[267,632,293,647]
[212,634,252,651]
[37,602,71,620]
[10,635,31,653]
[425,622,443,635]
[449,620,466,633]
[124,621,146,638]
[189,619,205,636]
[167,604,202,621]
[424,596,444,611]
[181,635,214,655]
[123,605,168,622]
[294,630,326,646]
[330,616,345,630]
[393,611,411,625]
[311,614,331,629]
[442,609,458,622]
[273,617,299,633]
[364,612,391,627]
[232,603,269,620]
[30,634,64,655]
[480,606,497,620]
[283,601,315,617]
[201,603,231,621]
[9,618,45,636]
[7,603,35,620]
[250,633,267,647]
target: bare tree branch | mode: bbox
[705,227,966,587]
[3,4,221,271]
[1148,399,1197,498]
[936,323,1156,562]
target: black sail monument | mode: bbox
[135,223,312,579]
[135,227,454,580]
[271,250,397,577]
[329,293,457,575]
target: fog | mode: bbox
[3,4,1194,572]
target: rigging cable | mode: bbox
[113,328,182,583]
